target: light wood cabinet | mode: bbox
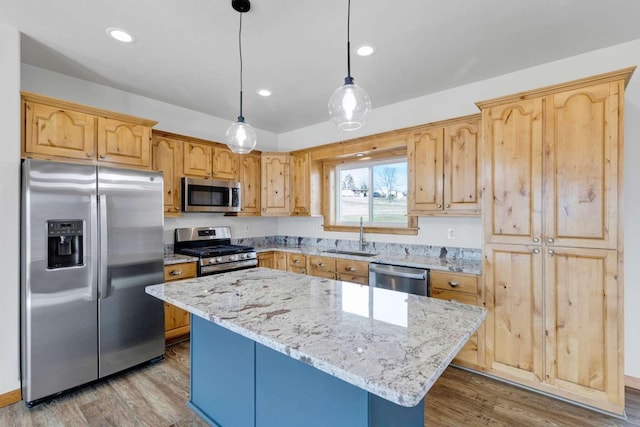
[274,251,287,271]
[408,115,481,215]
[237,153,261,215]
[257,252,274,269]
[163,262,197,342]
[287,253,307,275]
[22,92,156,169]
[478,68,631,414]
[212,147,239,180]
[431,271,484,369]
[97,118,151,168]
[290,152,310,216]
[261,153,291,215]
[152,133,183,216]
[308,256,337,279]
[183,141,213,178]
[336,259,369,285]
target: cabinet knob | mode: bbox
[347,267,356,272]
[170,270,182,276]
[548,249,554,255]
[86,152,93,158]
[99,154,106,159]
[533,248,540,254]
[448,281,460,287]
[445,204,450,208]
[318,263,325,267]
[533,237,540,243]
[437,204,442,208]
[262,208,266,212]
[546,237,554,243]
[294,259,301,264]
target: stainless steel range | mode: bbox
[174,226,257,276]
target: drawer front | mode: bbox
[308,256,336,274]
[288,253,307,269]
[288,266,306,275]
[309,270,336,280]
[337,274,369,286]
[164,262,197,282]
[430,288,477,306]
[430,271,478,294]
[336,259,369,277]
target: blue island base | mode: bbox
[189,315,424,427]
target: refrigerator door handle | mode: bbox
[89,194,99,301]
[98,194,109,298]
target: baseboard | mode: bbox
[0,388,21,408]
[625,375,640,390]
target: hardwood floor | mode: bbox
[1,341,639,426]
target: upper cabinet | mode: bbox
[151,132,184,216]
[408,115,481,216]
[261,153,290,215]
[183,141,238,181]
[290,152,310,215]
[22,92,157,170]
[212,147,239,181]
[237,153,261,215]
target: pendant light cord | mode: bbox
[238,12,244,119]
[346,0,351,79]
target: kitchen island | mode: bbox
[146,268,486,427]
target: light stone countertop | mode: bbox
[253,245,482,275]
[146,267,486,407]
[163,254,199,265]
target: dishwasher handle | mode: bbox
[369,264,427,280]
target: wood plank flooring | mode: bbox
[1,341,639,426]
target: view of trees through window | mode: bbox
[337,159,408,225]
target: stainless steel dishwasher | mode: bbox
[368,263,429,296]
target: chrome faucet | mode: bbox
[359,217,367,251]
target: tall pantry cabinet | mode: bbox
[478,67,634,415]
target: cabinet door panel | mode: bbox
[257,252,274,269]
[484,244,543,384]
[408,128,443,213]
[24,101,96,160]
[444,120,480,212]
[261,154,290,215]
[239,154,261,214]
[212,148,238,180]
[544,247,621,410]
[184,141,213,177]
[97,118,151,168]
[544,82,619,249]
[483,100,543,245]
[291,152,310,215]
[152,136,183,215]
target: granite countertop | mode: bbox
[253,245,482,275]
[146,268,486,407]
[164,254,199,265]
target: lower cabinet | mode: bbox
[308,256,337,279]
[257,252,274,269]
[287,253,307,275]
[336,259,369,285]
[430,271,484,370]
[484,244,623,414]
[163,262,197,342]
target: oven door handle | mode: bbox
[369,264,427,280]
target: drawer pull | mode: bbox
[347,267,356,272]
[294,259,301,264]
[170,270,183,276]
[318,263,325,267]
[448,281,460,287]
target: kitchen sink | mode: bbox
[322,249,379,257]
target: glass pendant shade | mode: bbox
[328,77,371,131]
[226,117,257,154]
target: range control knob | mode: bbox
[215,257,223,263]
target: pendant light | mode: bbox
[328,0,371,131]
[226,0,257,154]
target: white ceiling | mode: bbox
[3,0,640,133]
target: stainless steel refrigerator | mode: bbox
[21,159,165,406]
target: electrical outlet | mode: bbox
[447,228,456,239]
[245,225,250,232]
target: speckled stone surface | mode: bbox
[252,245,482,275]
[163,254,199,265]
[146,268,486,407]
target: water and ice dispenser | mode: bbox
[47,220,84,269]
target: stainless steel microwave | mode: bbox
[181,177,241,213]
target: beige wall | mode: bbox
[0,25,21,395]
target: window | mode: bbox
[336,158,408,227]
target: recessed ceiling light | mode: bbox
[355,44,375,56]
[257,89,272,97]
[106,27,135,43]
